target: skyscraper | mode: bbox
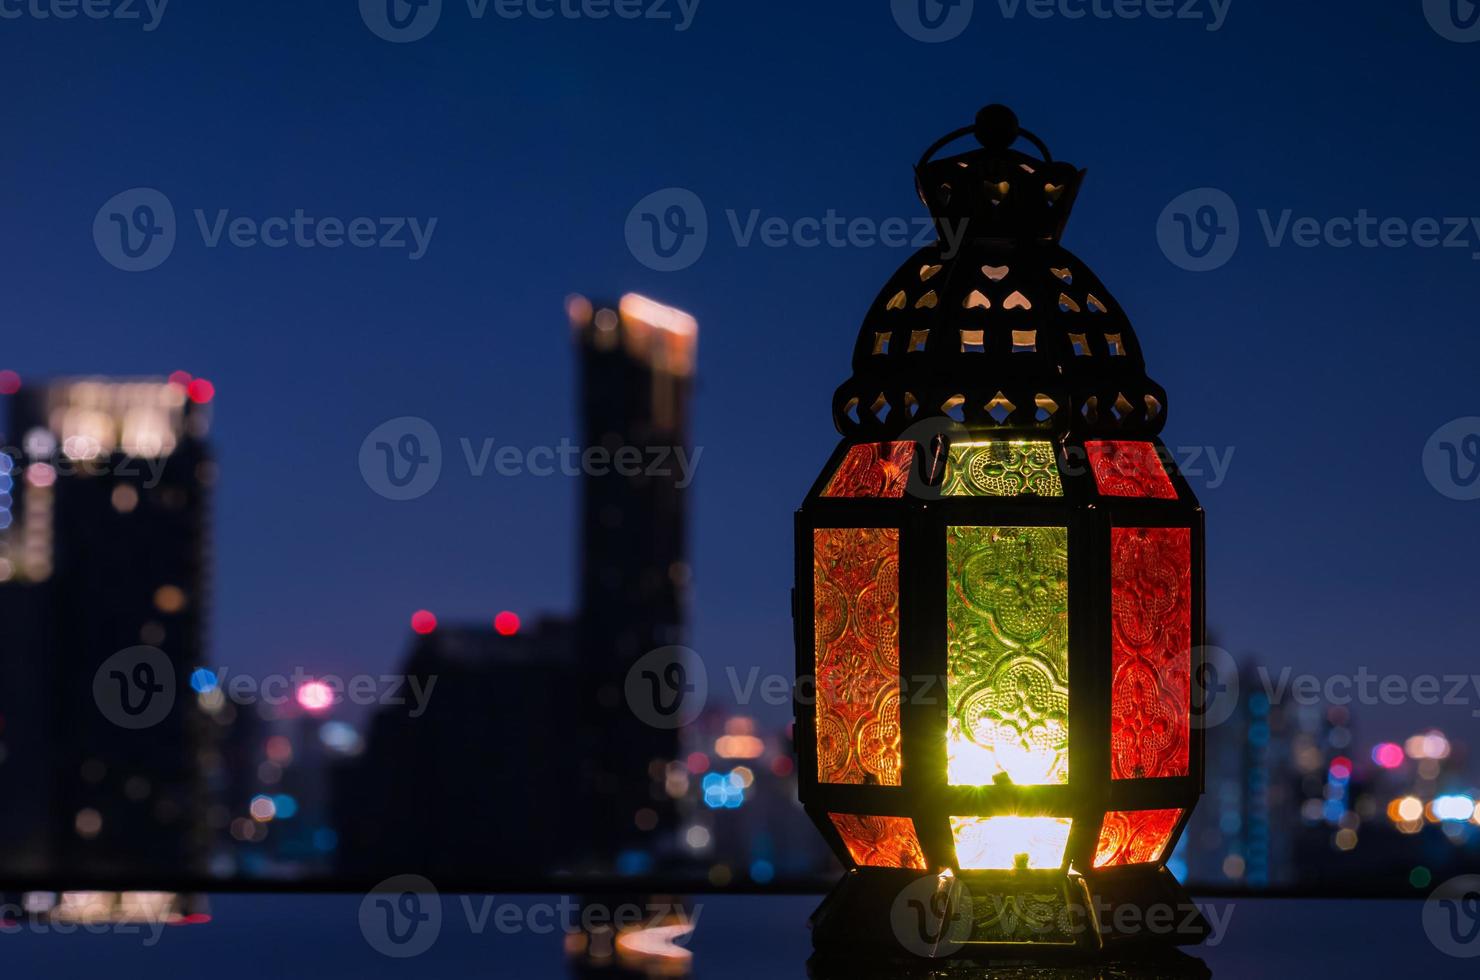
[569,294,697,870]
[333,295,698,881]
[0,375,215,878]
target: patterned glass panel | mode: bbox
[1085,441,1177,499]
[951,816,1072,871]
[1093,808,1184,868]
[813,528,902,786]
[828,813,928,870]
[961,881,1077,946]
[823,442,915,498]
[942,441,1063,497]
[946,527,1069,786]
[1110,527,1192,780]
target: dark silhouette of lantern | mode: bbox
[794,106,1208,961]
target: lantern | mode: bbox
[794,106,1208,961]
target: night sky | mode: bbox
[2,1,1477,748]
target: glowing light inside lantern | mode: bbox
[946,526,1069,787]
[950,816,1073,871]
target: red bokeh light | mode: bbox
[411,610,438,635]
[1373,743,1405,770]
[297,681,334,713]
[168,370,192,388]
[0,370,21,396]
[187,378,215,404]
[685,752,710,775]
[494,611,521,636]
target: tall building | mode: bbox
[568,294,697,870]
[333,294,697,881]
[1184,660,1297,888]
[0,375,215,878]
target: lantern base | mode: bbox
[809,867,1210,968]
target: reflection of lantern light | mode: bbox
[796,106,1207,961]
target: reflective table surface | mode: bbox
[0,893,1471,977]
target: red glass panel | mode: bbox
[1085,441,1176,499]
[1093,808,1184,868]
[823,442,915,498]
[829,813,927,870]
[1110,527,1192,780]
[813,528,902,785]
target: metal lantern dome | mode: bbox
[794,105,1209,964]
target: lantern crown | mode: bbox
[833,104,1168,443]
[914,103,1087,244]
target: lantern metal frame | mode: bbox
[792,106,1209,963]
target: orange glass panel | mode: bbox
[1094,808,1184,868]
[1085,441,1176,499]
[813,528,902,785]
[823,442,915,498]
[1110,528,1192,780]
[828,813,927,870]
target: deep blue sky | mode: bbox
[2,2,1477,750]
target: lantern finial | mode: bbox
[972,103,1020,151]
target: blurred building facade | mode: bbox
[570,294,696,871]
[335,294,698,878]
[0,375,216,878]
[333,618,577,877]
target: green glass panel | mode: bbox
[946,526,1070,786]
[941,441,1063,497]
